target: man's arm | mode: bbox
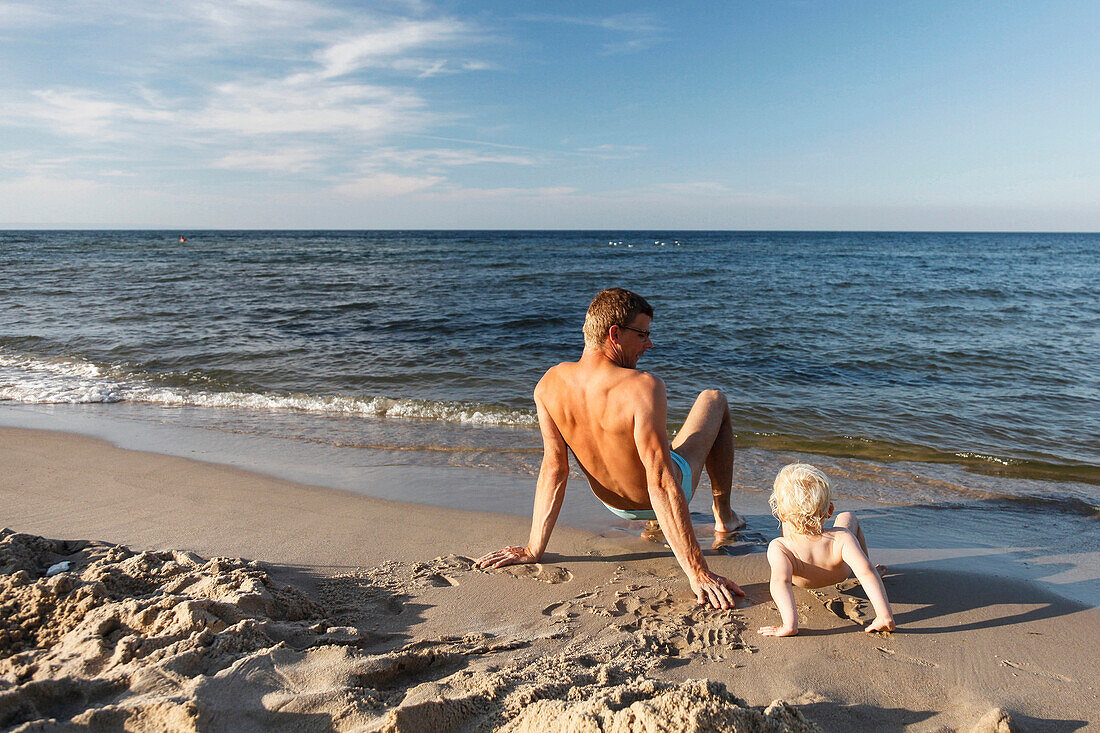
[632,377,743,608]
[476,382,569,569]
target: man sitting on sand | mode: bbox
[476,288,746,609]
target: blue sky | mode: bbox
[1,0,1097,229]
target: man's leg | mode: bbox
[670,389,745,532]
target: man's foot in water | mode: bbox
[713,501,746,533]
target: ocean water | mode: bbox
[1,230,1098,510]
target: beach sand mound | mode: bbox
[379,650,818,732]
[0,530,822,732]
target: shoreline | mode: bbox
[3,405,1098,608]
[3,423,1099,730]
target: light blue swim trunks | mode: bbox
[600,451,693,521]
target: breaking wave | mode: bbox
[0,352,538,428]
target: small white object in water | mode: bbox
[46,561,71,576]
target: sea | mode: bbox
[2,230,1098,492]
[3,230,1098,602]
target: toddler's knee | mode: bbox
[834,511,855,526]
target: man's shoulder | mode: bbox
[619,369,665,395]
[535,361,577,396]
[538,361,577,382]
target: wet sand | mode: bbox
[2,426,1098,731]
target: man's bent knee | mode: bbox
[698,389,728,409]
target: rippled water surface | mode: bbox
[2,230,1098,498]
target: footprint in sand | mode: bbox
[502,563,574,584]
[588,585,748,658]
[411,555,474,588]
[541,601,580,619]
[1000,659,1071,682]
[810,589,870,626]
[876,647,938,667]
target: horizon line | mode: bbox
[3,227,1098,235]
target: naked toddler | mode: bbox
[758,463,895,637]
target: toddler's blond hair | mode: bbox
[769,463,832,535]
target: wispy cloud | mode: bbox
[309,20,472,80]
[364,147,537,168]
[574,144,648,160]
[0,0,490,180]
[333,172,445,198]
[212,147,324,173]
[519,12,664,55]
[197,79,427,136]
[0,1,55,27]
[4,89,173,138]
[520,12,659,34]
[421,185,577,201]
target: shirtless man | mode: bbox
[476,288,746,609]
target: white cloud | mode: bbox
[575,144,647,160]
[3,69,437,146]
[186,0,339,35]
[422,185,577,201]
[366,147,536,168]
[0,174,118,222]
[0,3,492,171]
[4,89,173,138]
[599,37,661,55]
[196,79,427,136]
[212,147,323,172]
[333,172,444,198]
[650,181,742,196]
[0,1,55,26]
[520,12,663,55]
[312,20,471,79]
[521,12,658,34]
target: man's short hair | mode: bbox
[583,288,654,349]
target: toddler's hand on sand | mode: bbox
[690,571,744,609]
[865,616,895,633]
[757,626,799,637]
[476,545,537,569]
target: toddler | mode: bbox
[758,463,895,636]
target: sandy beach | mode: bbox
[1,425,1097,732]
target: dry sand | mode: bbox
[1,426,1097,732]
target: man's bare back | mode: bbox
[476,288,745,609]
[537,359,671,511]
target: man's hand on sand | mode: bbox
[476,545,538,569]
[690,570,744,609]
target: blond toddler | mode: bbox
[758,463,895,637]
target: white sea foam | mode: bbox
[0,353,537,427]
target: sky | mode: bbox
[0,0,1098,230]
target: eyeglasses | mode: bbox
[620,325,651,339]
